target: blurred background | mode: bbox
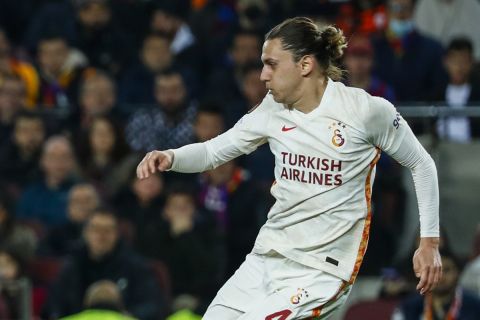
[0,0,479,319]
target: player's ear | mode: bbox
[299,55,314,76]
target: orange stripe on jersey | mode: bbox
[349,148,381,284]
[308,281,350,319]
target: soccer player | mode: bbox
[137,17,442,319]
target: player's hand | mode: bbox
[412,237,442,295]
[136,150,174,179]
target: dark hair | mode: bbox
[265,17,347,80]
[0,192,14,235]
[156,67,183,80]
[242,61,263,77]
[13,110,45,125]
[165,183,196,204]
[77,115,129,167]
[197,101,225,118]
[37,32,69,47]
[142,32,171,46]
[229,28,262,49]
[79,69,116,98]
[447,37,473,55]
[87,206,118,224]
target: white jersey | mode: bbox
[170,79,439,282]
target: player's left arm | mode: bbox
[366,95,441,295]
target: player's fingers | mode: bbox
[158,157,169,171]
[417,267,429,294]
[426,265,436,293]
[433,264,442,287]
[142,153,152,178]
[137,155,148,179]
[148,152,158,174]
[136,160,143,179]
[140,155,148,178]
[413,259,421,278]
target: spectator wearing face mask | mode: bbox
[414,0,480,61]
[371,0,447,103]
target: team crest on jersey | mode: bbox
[329,121,347,147]
[290,288,309,305]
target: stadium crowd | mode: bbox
[0,0,479,319]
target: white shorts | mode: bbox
[203,252,351,319]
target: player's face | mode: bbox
[260,39,303,105]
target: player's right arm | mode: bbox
[137,98,271,179]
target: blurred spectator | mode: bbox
[221,61,274,185]
[119,33,173,107]
[44,207,163,320]
[460,253,480,298]
[35,33,91,113]
[75,71,121,132]
[0,28,39,107]
[414,0,480,61]
[236,0,270,33]
[136,185,221,313]
[0,247,27,319]
[343,35,396,102]
[149,0,199,72]
[0,0,38,45]
[392,249,480,319]
[435,38,480,143]
[197,160,264,277]
[225,61,266,127]
[0,111,45,198]
[378,267,414,300]
[0,74,28,141]
[336,0,388,37]
[125,68,196,152]
[39,183,100,257]
[205,29,262,103]
[371,0,447,102]
[194,102,225,143]
[167,307,201,320]
[0,193,36,262]
[24,0,135,76]
[59,280,136,320]
[114,172,165,237]
[189,1,237,68]
[76,116,130,198]
[16,135,78,227]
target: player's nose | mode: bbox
[260,66,270,82]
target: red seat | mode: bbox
[344,299,399,320]
[149,260,172,305]
[27,257,63,285]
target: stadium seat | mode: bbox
[149,259,172,305]
[27,257,63,285]
[343,299,399,320]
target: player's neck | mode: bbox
[291,77,328,114]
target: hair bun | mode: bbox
[319,26,347,61]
